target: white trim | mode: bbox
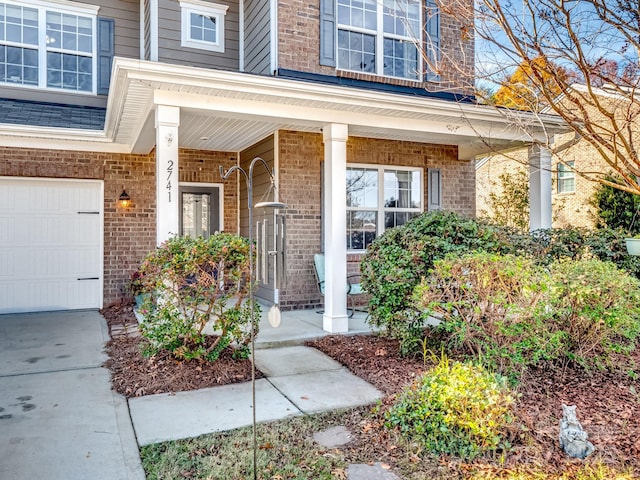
[2,0,99,15]
[238,0,244,71]
[179,0,228,53]
[1,1,98,94]
[0,176,104,312]
[346,163,423,252]
[179,181,225,232]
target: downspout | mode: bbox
[270,0,278,75]
[239,0,245,72]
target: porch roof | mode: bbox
[0,58,569,157]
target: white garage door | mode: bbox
[0,178,103,314]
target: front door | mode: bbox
[179,185,221,238]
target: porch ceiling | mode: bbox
[108,58,569,159]
[0,58,568,156]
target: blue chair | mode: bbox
[313,253,363,318]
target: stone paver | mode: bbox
[313,425,353,448]
[348,462,401,480]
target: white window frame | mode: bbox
[179,0,227,53]
[557,161,576,193]
[336,0,422,81]
[0,0,98,94]
[346,163,423,252]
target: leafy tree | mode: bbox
[441,0,640,195]
[492,56,573,112]
[592,175,640,233]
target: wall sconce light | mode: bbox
[118,189,132,208]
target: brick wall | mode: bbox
[277,0,475,95]
[277,131,324,309]
[0,146,238,306]
[476,143,598,229]
[179,149,239,233]
[276,131,474,309]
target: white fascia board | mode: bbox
[113,58,566,135]
[0,125,130,152]
[152,89,531,142]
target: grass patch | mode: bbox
[465,462,636,480]
[141,410,355,480]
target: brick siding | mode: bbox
[476,142,598,229]
[276,131,475,309]
[277,0,475,95]
[0,147,238,306]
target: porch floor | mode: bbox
[255,306,376,348]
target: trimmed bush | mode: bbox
[360,210,640,358]
[592,175,640,234]
[412,252,563,376]
[361,211,504,345]
[385,356,514,459]
[549,258,640,372]
[413,252,640,375]
[138,233,258,362]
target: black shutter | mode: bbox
[425,0,440,82]
[319,0,336,67]
[428,168,442,211]
[97,17,115,95]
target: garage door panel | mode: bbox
[0,178,102,314]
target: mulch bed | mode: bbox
[101,302,640,475]
[306,334,640,473]
[101,301,258,398]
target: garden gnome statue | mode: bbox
[559,404,595,459]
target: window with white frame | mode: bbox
[337,0,421,80]
[179,0,227,53]
[557,161,575,193]
[346,165,422,251]
[0,1,98,92]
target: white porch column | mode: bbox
[155,105,181,244]
[322,123,349,333]
[529,144,552,231]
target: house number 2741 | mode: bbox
[166,160,174,202]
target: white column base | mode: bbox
[323,313,349,333]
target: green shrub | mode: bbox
[413,253,640,375]
[361,211,504,343]
[583,227,640,279]
[592,175,640,234]
[549,258,640,372]
[412,252,563,376]
[138,233,258,362]
[385,356,514,459]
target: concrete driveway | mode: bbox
[0,310,144,480]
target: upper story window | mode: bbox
[336,0,421,80]
[346,164,422,251]
[179,0,228,53]
[557,161,576,193]
[0,0,99,93]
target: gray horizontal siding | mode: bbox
[244,0,271,74]
[157,0,240,71]
[96,0,140,60]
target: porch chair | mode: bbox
[313,253,364,318]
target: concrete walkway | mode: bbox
[0,307,384,479]
[0,310,144,480]
[129,345,383,445]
